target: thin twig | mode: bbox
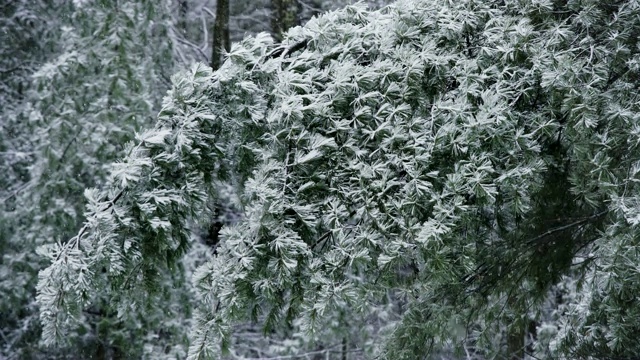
[524,210,608,246]
[200,13,209,51]
[1,180,34,204]
[173,34,209,61]
[202,6,215,18]
[0,65,23,75]
[239,343,360,360]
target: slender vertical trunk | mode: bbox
[506,294,525,360]
[526,319,538,355]
[271,0,299,42]
[206,204,224,253]
[95,341,107,360]
[211,0,230,70]
[341,337,348,360]
[507,326,525,360]
[178,0,188,35]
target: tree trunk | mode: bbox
[507,326,525,360]
[341,337,348,360]
[205,204,224,253]
[211,0,230,70]
[506,294,525,360]
[271,0,299,42]
[178,0,188,35]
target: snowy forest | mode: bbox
[2,0,640,359]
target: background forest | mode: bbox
[2,0,640,359]
[1,1,393,358]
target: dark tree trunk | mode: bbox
[526,319,539,355]
[211,0,230,70]
[506,294,525,360]
[507,326,525,360]
[341,337,348,360]
[271,0,299,42]
[205,205,224,253]
[178,0,188,35]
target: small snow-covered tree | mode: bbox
[36,0,640,358]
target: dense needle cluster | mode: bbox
[28,0,640,358]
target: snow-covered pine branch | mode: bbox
[37,0,640,358]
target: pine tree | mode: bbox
[36,0,640,358]
[1,1,71,357]
[1,0,192,358]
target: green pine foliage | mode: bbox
[32,0,640,359]
[1,0,191,358]
[1,1,71,357]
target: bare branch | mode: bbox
[172,30,209,62]
[200,13,209,51]
[0,65,24,75]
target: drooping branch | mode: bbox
[265,39,309,60]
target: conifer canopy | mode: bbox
[37,0,640,358]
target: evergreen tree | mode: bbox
[34,0,640,358]
[2,0,191,358]
[1,1,70,357]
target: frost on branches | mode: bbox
[37,0,640,358]
[6,0,189,358]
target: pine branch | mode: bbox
[265,39,309,60]
[55,188,125,260]
[0,65,24,75]
[524,210,608,246]
[0,180,34,204]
